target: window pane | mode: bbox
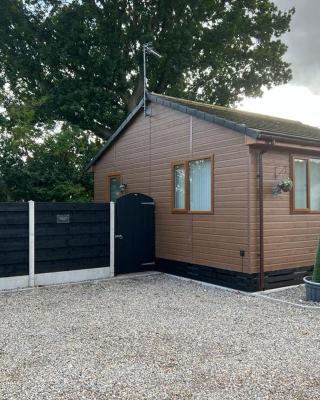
[294,159,307,209]
[189,158,212,211]
[174,164,185,209]
[310,159,320,211]
[110,177,121,202]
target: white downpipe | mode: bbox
[110,202,115,277]
[28,200,35,287]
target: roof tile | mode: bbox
[153,93,320,142]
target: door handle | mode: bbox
[115,234,123,239]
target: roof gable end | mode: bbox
[88,92,320,168]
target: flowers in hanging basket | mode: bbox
[272,178,293,197]
[278,178,293,192]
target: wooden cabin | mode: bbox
[88,93,320,291]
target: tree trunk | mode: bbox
[91,126,112,140]
[125,73,144,112]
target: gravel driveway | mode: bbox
[0,273,319,400]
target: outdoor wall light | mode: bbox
[120,183,128,193]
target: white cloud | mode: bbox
[238,85,320,128]
[274,0,320,93]
[238,2,320,130]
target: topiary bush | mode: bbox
[312,239,320,283]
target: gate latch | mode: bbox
[115,234,123,239]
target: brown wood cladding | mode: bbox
[93,102,320,274]
[249,148,320,273]
[94,103,250,272]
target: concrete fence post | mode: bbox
[28,200,35,287]
[110,202,115,277]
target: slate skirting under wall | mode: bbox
[156,259,313,291]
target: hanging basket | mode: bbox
[272,178,293,197]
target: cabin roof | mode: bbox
[152,93,320,141]
[88,92,320,168]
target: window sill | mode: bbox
[172,210,214,215]
[172,209,188,214]
[291,210,320,214]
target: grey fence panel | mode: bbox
[0,203,29,277]
[35,203,110,274]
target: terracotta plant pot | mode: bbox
[304,276,320,302]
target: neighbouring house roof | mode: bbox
[88,92,320,168]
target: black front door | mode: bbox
[115,193,155,274]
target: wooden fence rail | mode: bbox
[0,203,29,278]
[0,201,114,290]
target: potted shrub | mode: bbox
[304,239,320,301]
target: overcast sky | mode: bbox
[239,0,320,127]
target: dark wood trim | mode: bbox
[307,158,311,209]
[187,155,214,214]
[188,210,214,215]
[290,154,295,214]
[171,161,188,213]
[171,155,214,214]
[106,173,122,202]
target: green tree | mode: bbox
[0,0,294,140]
[0,125,100,202]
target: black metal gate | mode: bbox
[115,193,155,274]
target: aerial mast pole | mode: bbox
[142,43,162,117]
[143,44,147,117]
